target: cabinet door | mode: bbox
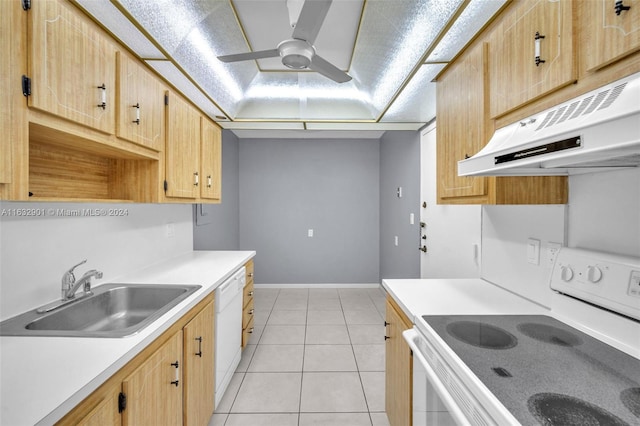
[28,0,116,134]
[385,297,412,426]
[436,43,488,201]
[489,0,575,117]
[116,52,165,151]
[583,0,640,71]
[183,301,215,426]
[74,390,121,426]
[200,118,222,201]
[165,93,200,199]
[122,331,183,426]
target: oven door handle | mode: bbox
[403,328,472,426]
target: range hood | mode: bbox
[458,72,640,176]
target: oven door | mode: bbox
[404,328,469,426]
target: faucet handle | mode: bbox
[62,259,87,285]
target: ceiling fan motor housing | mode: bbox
[278,39,315,69]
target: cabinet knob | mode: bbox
[419,245,428,253]
[615,1,631,15]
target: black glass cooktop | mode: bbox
[422,315,640,426]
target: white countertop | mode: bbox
[381,278,549,322]
[0,250,255,426]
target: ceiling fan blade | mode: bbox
[217,49,280,63]
[291,0,333,45]
[309,54,352,83]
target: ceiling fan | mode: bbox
[217,0,352,83]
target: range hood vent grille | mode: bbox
[535,82,628,132]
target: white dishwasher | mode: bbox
[214,267,245,406]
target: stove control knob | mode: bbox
[587,265,603,283]
[561,265,574,282]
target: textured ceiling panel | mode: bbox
[427,0,508,62]
[75,0,165,59]
[236,72,375,120]
[350,0,462,111]
[146,60,227,121]
[381,63,446,123]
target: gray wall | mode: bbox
[380,131,421,279]
[193,130,240,250]
[238,138,380,284]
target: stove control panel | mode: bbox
[550,248,640,321]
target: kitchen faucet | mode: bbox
[64,269,103,300]
[61,259,103,300]
[36,260,104,314]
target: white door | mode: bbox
[419,122,482,279]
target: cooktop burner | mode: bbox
[517,322,583,347]
[420,314,640,425]
[620,387,640,418]
[528,393,630,426]
[447,321,518,349]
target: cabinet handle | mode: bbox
[97,84,106,109]
[248,291,254,297]
[615,1,631,15]
[132,103,140,125]
[384,336,390,340]
[419,245,428,253]
[248,272,254,278]
[195,336,203,357]
[194,172,199,186]
[207,175,212,188]
[534,32,546,66]
[248,309,254,315]
[248,327,254,334]
[384,321,390,327]
[170,361,179,387]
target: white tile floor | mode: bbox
[209,287,391,426]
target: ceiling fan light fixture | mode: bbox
[278,39,314,69]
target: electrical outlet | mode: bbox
[308,229,314,238]
[394,236,399,246]
[166,223,175,238]
[546,242,562,266]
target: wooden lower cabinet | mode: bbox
[241,260,255,349]
[385,295,413,426]
[74,385,122,426]
[122,331,184,426]
[57,295,215,426]
[183,302,215,426]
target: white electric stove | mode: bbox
[404,247,640,425]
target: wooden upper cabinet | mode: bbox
[116,52,165,151]
[200,118,222,201]
[122,331,183,426]
[489,0,576,118]
[582,0,640,72]
[165,92,200,199]
[437,43,489,202]
[28,0,116,134]
[183,301,215,426]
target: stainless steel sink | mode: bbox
[0,284,201,338]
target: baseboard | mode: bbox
[253,283,381,289]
